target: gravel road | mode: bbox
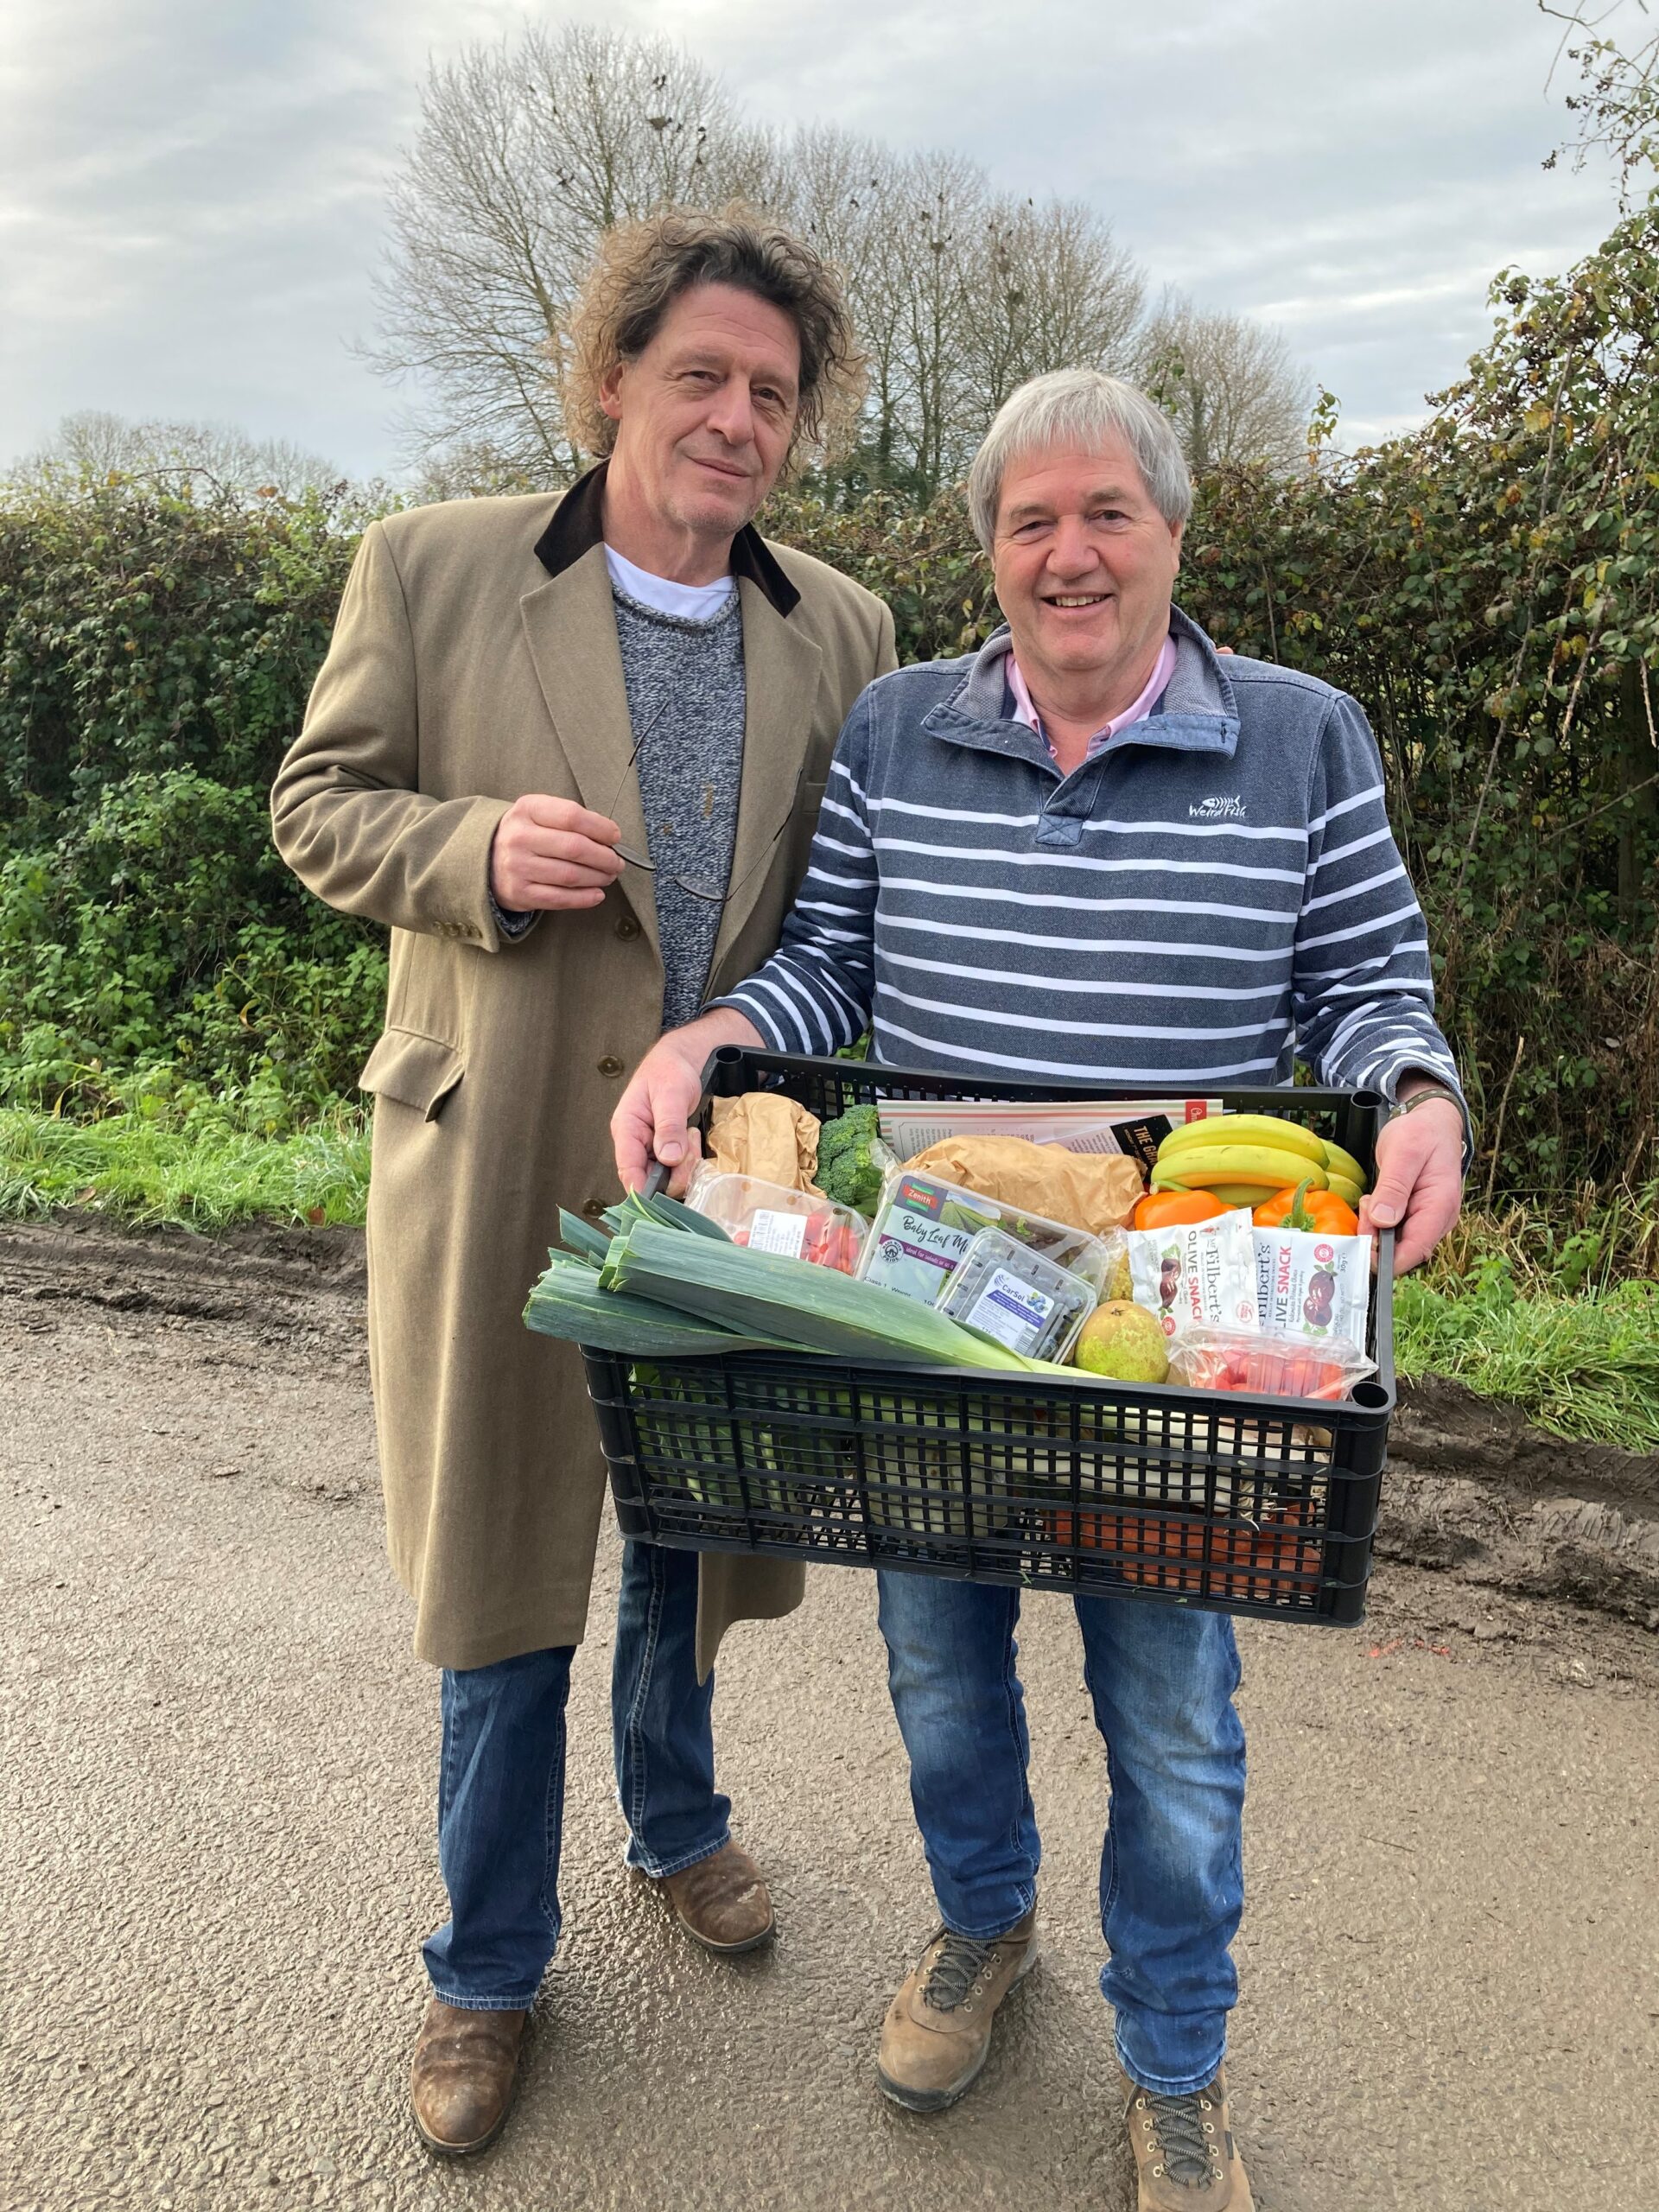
[3,1219,1657,2212]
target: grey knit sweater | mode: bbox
[612,584,746,1030]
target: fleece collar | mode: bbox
[923,603,1240,768]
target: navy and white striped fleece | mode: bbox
[713,607,1467,1110]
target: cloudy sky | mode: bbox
[0,0,1626,480]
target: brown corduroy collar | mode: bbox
[531,460,800,618]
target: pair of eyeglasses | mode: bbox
[606,697,797,908]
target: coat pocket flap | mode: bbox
[358,1027,465,1120]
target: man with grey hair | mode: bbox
[615,366,1465,2209]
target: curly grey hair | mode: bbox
[562,206,862,461]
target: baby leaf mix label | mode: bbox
[865,1174,976,1303]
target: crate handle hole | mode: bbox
[1351,1381,1389,1410]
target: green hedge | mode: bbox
[0,487,378,1130]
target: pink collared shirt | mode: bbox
[1006,632,1179,762]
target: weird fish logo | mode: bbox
[1189,794,1248,821]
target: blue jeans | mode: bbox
[423,1541,730,2007]
[876,1571,1245,2095]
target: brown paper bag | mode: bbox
[905,1136,1143,1236]
[707,1093,824,1194]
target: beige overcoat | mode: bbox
[271,478,895,1674]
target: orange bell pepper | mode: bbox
[1252,1177,1360,1236]
[1134,1189,1230,1230]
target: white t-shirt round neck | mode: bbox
[604,544,734,623]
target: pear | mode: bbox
[1073,1300,1169,1383]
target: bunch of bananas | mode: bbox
[1150,1115,1369,1209]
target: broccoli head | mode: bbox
[815,1104,886,1214]
[817,1102,877,1160]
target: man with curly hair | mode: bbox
[273,209,894,2156]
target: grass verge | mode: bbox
[0,1104,370,1231]
[1392,1270,1659,1454]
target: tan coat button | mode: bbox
[597,1055,624,1078]
[615,916,640,940]
[582,1198,606,1220]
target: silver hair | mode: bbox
[966,369,1192,550]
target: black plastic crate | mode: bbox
[582,1048,1395,1627]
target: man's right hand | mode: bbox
[491,795,625,911]
[612,1009,764,1195]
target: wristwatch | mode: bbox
[1388,1083,1463,1121]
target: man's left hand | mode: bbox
[1360,1095,1465,1274]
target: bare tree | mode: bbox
[760,149,1141,495]
[1540,0,1658,194]
[366,23,1313,499]
[886,152,988,497]
[1137,294,1313,473]
[957,194,1144,422]
[407,437,548,505]
[770,126,909,481]
[365,24,770,474]
[7,410,340,499]
[370,25,1147,494]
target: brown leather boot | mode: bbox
[1120,2067,1254,2210]
[410,1997,527,2157]
[652,1840,775,1953]
[875,1910,1038,2113]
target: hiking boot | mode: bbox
[876,1909,1038,2113]
[410,1997,527,2157]
[1120,2067,1254,2210]
[652,1841,775,1954]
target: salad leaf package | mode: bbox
[858,1165,1110,1310]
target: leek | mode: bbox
[650,1191,733,1240]
[601,1188,732,1242]
[557,1210,612,1264]
[604,1222,1050,1372]
[524,1254,792,1357]
[531,1209,1090,1376]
